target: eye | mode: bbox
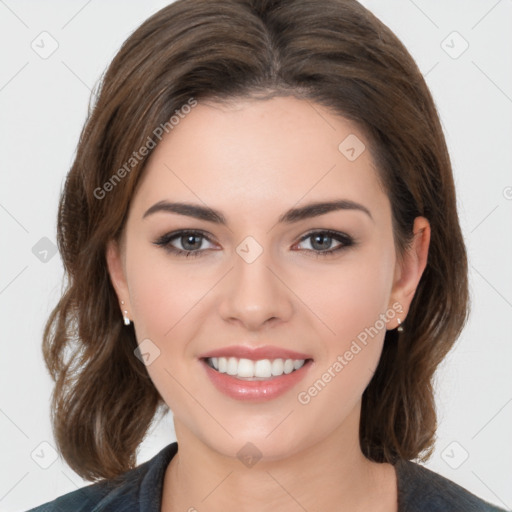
[294,230,354,257]
[153,229,355,258]
[153,230,216,257]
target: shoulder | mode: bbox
[394,458,508,512]
[25,442,178,512]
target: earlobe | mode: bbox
[105,239,131,320]
[388,217,430,329]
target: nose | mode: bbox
[217,246,294,331]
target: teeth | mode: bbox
[207,357,306,379]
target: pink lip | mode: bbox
[198,345,313,361]
[200,358,314,401]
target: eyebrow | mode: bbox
[142,199,373,224]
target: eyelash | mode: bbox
[153,229,355,258]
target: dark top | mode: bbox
[26,442,508,512]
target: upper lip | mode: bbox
[199,345,313,361]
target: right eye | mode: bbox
[153,230,217,258]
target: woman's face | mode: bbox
[107,96,429,460]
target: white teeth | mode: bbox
[217,357,227,373]
[284,359,295,374]
[237,358,255,377]
[207,357,306,379]
[254,359,272,378]
[226,357,238,376]
[271,358,284,376]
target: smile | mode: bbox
[200,357,314,401]
[205,356,307,380]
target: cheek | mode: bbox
[297,241,396,401]
[124,245,200,412]
[125,241,206,339]
[124,242,215,401]
[310,242,396,346]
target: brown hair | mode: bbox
[43,0,469,481]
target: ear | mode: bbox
[105,238,131,318]
[387,216,430,329]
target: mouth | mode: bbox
[202,356,313,381]
[199,356,315,401]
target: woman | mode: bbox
[27,0,507,510]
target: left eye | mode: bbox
[294,230,354,256]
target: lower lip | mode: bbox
[200,358,314,401]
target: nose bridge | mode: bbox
[217,236,293,329]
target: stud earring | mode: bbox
[121,300,131,326]
[397,317,404,332]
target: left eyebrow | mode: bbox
[142,199,374,224]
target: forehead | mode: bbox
[130,96,389,223]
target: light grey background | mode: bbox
[1,1,511,511]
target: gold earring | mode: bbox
[397,317,404,332]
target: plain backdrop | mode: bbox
[1,1,511,511]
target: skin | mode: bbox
[106,96,430,512]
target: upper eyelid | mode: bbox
[161,229,216,243]
[297,229,351,241]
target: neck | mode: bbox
[161,402,398,512]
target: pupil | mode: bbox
[183,235,200,250]
[313,234,331,250]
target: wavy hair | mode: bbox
[42,0,469,480]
